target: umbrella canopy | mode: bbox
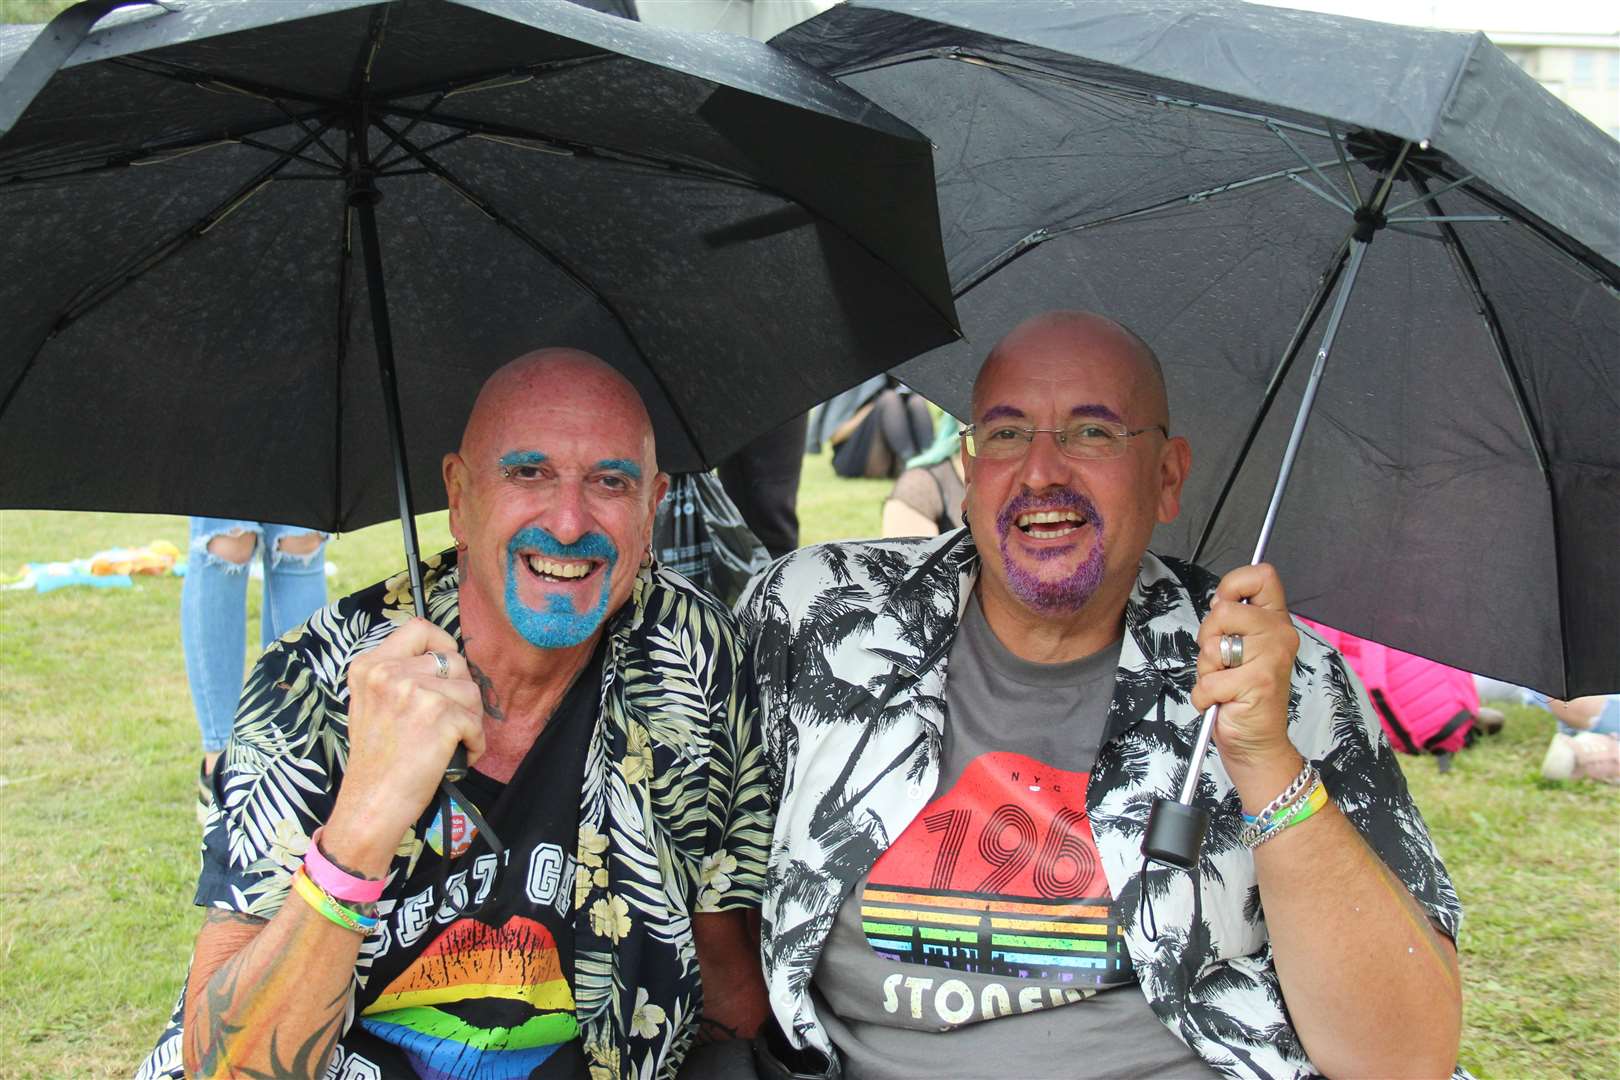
[776,0,1620,697]
[0,0,958,531]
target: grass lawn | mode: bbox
[0,451,1614,1077]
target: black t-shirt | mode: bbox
[340,645,602,1080]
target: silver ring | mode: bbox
[429,650,450,679]
[1219,634,1244,669]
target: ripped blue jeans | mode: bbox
[181,518,329,753]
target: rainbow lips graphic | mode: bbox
[361,916,577,1080]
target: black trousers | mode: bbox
[718,412,810,559]
[831,389,933,480]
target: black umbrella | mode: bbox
[0,0,958,790]
[775,0,1619,865]
[0,0,957,539]
[777,0,1619,696]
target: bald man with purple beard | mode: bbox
[738,312,1466,1080]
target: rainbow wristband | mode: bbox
[291,868,377,935]
[1245,782,1330,849]
[303,826,388,904]
[1280,782,1329,827]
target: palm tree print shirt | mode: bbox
[736,530,1464,1079]
[139,552,773,1080]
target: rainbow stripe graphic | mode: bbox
[860,884,1130,985]
[361,915,577,1080]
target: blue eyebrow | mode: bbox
[595,458,642,480]
[499,451,547,468]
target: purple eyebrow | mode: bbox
[1070,403,1123,422]
[978,404,1026,423]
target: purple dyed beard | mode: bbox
[994,488,1106,615]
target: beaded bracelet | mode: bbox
[291,867,378,935]
[1241,778,1330,849]
[304,826,389,904]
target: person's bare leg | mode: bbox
[198,531,257,776]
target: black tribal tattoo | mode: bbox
[464,648,506,722]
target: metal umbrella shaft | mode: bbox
[348,118,469,783]
[1141,237,1371,869]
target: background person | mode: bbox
[881,415,964,537]
[809,375,936,480]
[181,517,326,817]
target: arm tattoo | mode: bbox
[188,931,350,1078]
[464,648,506,722]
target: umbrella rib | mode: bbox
[1386,173,1477,216]
[1327,122,1364,207]
[0,119,337,427]
[954,158,1344,299]
[1266,120,1353,212]
[1404,161,1620,291]
[1403,171,1569,690]
[0,109,342,187]
[364,55,618,167]
[1386,214,1507,224]
[107,55,342,108]
[831,48,1340,139]
[364,115,707,461]
[1286,172,1355,216]
[333,198,353,531]
[268,99,349,170]
[1190,236,1352,565]
[371,90,451,169]
[234,135,343,173]
[376,104,769,192]
[376,129,473,173]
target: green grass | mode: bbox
[1,458,1615,1077]
[1,0,75,24]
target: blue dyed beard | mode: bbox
[504,527,618,649]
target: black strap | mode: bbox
[1135,859,1159,943]
[430,778,507,921]
[1424,708,1475,751]
[1369,688,1419,754]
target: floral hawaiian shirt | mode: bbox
[736,529,1465,1079]
[139,551,772,1080]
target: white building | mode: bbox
[1492,32,1620,137]
[1255,0,1620,138]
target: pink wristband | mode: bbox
[303,826,389,904]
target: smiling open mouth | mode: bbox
[1016,509,1088,539]
[520,552,604,583]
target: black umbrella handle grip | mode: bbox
[446,746,469,782]
[1142,798,1209,869]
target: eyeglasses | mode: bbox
[961,419,1169,460]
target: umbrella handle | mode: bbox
[348,154,469,784]
[1142,239,1371,869]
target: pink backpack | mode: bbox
[1301,620,1478,756]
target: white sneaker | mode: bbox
[1541,733,1577,781]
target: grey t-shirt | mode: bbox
[812,597,1212,1079]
